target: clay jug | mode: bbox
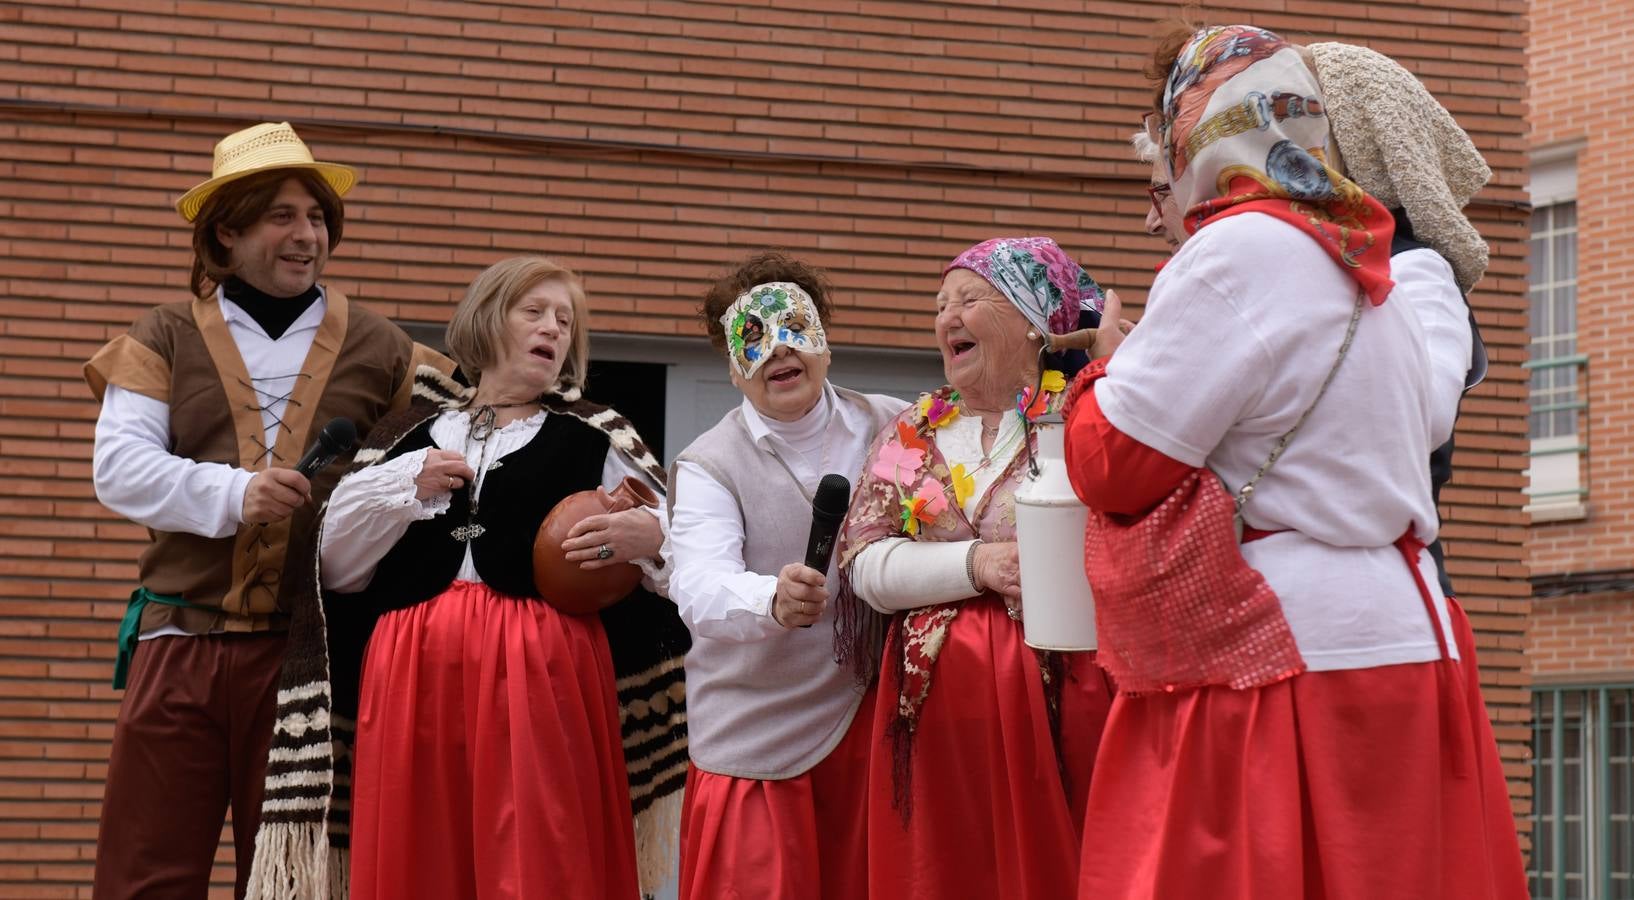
[532,476,659,615]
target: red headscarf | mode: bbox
[1155,25,1396,304]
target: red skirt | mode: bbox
[869,600,1116,900]
[349,581,639,899]
[678,685,877,900]
[1077,639,1527,900]
[1446,597,1529,893]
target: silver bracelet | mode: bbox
[965,539,984,593]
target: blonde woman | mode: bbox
[273,257,679,898]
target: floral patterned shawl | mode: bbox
[834,384,1068,810]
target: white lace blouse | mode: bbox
[319,408,664,594]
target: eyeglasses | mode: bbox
[1146,182,1172,213]
[1142,110,1164,142]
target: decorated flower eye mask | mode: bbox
[720,281,829,379]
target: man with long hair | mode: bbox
[84,122,445,898]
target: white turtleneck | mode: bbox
[666,382,900,643]
[762,386,834,479]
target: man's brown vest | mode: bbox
[85,289,448,634]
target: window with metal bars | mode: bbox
[1531,686,1634,899]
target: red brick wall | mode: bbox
[1524,35,1634,890]
[1527,0,1634,579]
[1529,591,1634,681]
[0,1,1529,894]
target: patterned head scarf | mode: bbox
[1309,41,1491,293]
[1155,25,1397,305]
[719,281,829,379]
[943,236,1105,336]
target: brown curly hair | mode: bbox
[1146,19,1319,118]
[699,251,835,352]
[1146,18,1204,114]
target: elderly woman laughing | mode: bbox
[834,237,1120,900]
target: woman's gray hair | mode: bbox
[1131,130,1160,164]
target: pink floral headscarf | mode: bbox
[944,236,1104,336]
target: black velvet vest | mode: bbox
[344,411,609,614]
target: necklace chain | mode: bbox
[974,411,1023,466]
[452,402,540,543]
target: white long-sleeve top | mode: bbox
[92,290,327,538]
[319,408,664,594]
[1390,247,1473,445]
[848,245,1474,622]
[664,383,907,642]
[1094,212,1457,672]
[848,411,1024,612]
[93,290,327,641]
[849,248,1475,619]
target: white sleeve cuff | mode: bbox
[320,449,446,592]
[336,448,449,519]
[228,467,256,526]
[851,538,980,613]
[636,556,669,597]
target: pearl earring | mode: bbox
[1026,330,1039,341]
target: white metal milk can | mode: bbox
[1014,413,1097,651]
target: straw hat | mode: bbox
[175,122,357,222]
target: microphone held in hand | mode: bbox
[796,474,851,629]
[803,473,851,574]
[293,417,358,479]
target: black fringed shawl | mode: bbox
[245,366,691,899]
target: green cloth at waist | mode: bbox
[113,587,221,690]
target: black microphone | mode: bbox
[293,417,357,479]
[798,474,851,628]
[804,473,851,570]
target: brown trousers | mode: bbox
[93,633,285,900]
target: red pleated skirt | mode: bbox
[678,684,877,900]
[868,600,1116,900]
[349,581,640,900]
[1077,597,1527,900]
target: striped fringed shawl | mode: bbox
[246,366,691,899]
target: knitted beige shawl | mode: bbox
[1309,42,1493,293]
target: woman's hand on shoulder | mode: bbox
[563,492,663,568]
[413,449,475,501]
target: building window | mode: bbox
[1526,153,1586,520]
[1531,686,1634,899]
[1528,201,1580,440]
